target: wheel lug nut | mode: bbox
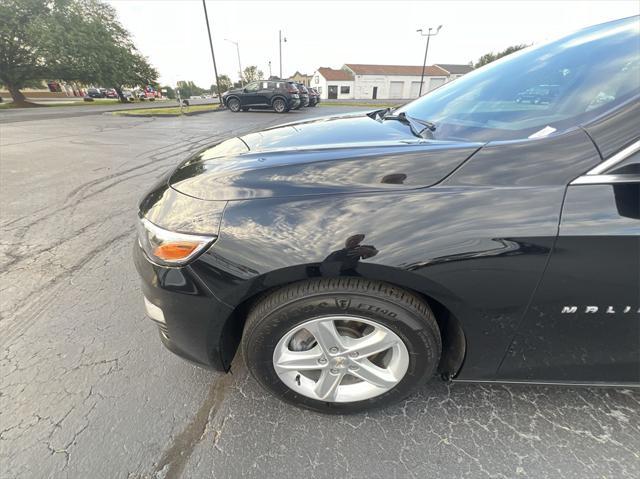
[318,357,327,364]
[330,368,339,374]
[349,351,358,358]
[329,347,339,353]
[348,365,359,371]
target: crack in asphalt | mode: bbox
[150,366,238,479]
[1,228,134,343]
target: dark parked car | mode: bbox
[135,17,639,413]
[289,82,309,108]
[85,88,104,98]
[121,90,135,102]
[515,84,560,104]
[223,80,300,113]
[308,87,320,106]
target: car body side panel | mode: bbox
[444,128,602,187]
[191,185,562,379]
[183,129,602,379]
[498,184,640,383]
[583,97,640,159]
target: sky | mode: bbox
[106,0,639,88]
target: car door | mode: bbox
[241,82,260,106]
[255,81,271,106]
[498,136,640,384]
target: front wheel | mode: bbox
[242,278,442,413]
[227,98,241,112]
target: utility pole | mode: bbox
[202,0,222,106]
[279,30,287,78]
[417,25,442,97]
[225,39,243,86]
[268,60,272,78]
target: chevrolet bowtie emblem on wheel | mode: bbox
[335,298,352,310]
[561,306,640,314]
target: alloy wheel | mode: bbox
[272,316,409,402]
[273,99,285,113]
[228,99,240,112]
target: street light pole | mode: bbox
[268,61,272,78]
[279,30,287,79]
[417,25,442,97]
[225,39,243,86]
[201,0,222,106]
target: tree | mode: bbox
[176,81,205,99]
[0,0,51,105]
[162,86,175,99]
[243,66,263,83]
[213,75,232,94]
[474,44,528,69]
[0,0,158,106]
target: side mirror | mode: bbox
[614,184,640,220]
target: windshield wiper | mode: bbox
[366,107,393,120]
[381,111,436,139]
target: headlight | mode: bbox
[136,217,216,266]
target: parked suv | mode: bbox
[223,81,300,113]
[308,87,320,106]
[286,81,309,109]
[515,85,560,104]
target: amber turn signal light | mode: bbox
[137,217,216,266]
[153,242,200,261]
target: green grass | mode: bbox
[0,102,21,109]
[113,104,221,116]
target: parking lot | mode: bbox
[1,107,639,479]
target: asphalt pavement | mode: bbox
[0,98,216,124]
[1,106,639,479]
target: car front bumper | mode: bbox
[133,241,234,371]
[289,98,301,109]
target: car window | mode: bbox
[398,16,640,142]
[245,82,259,92]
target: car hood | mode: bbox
[169,113,483,201]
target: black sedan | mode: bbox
[134,16,639,413]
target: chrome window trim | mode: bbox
[571,174,640,185]
[587,140,640,175]
[570,139,640,185]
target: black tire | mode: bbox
[272,98,287,113]
[242,278,442,414]
[227,98,241,112]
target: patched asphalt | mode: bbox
[1,106,638,478]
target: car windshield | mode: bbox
[397,16,639,142]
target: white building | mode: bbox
[344,64,450,100]
[434,64,475,81]
[311,67,355,100]
[310,63,473,100]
